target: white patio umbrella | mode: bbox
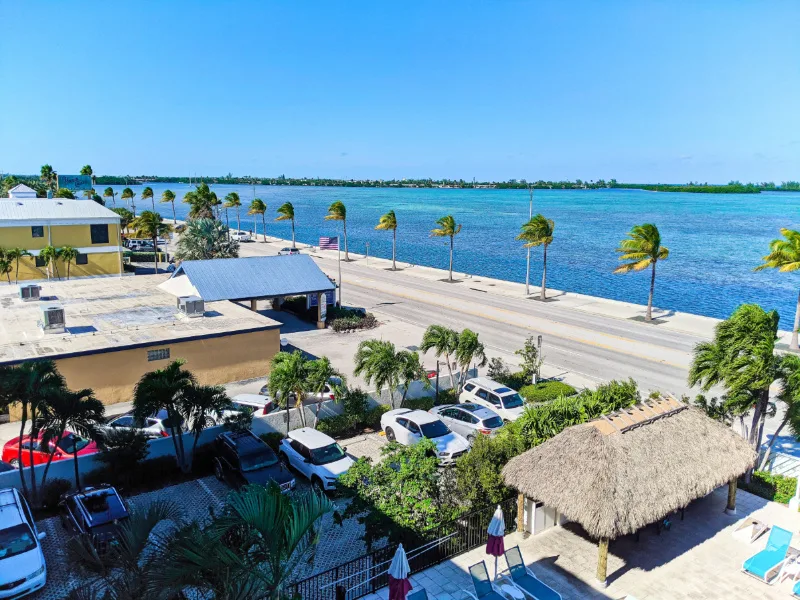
[388,543,412,600]
[486,505,506,580]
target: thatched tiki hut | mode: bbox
[502,396,756,586]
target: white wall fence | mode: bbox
[759,451,800,478]
[0,368,474,492]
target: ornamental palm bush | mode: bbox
[613,223,669,321]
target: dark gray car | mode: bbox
[428,403,504,444]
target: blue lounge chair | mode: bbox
[465,561,506,600]
[794,580,800,598]
[502,546,562,600]
[407,589,429,600]
[742,525,793,583]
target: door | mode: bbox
[290,440,313,478]
[441,408,466,437]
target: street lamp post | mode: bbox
[525,184,533,295]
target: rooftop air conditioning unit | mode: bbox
[40,304,66,334]
[177,295,204,318]
[19,284,41,302]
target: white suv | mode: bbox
[459,377,526,422]
[380,408,470,465]
[279,428,355,491]
[0,488,46,599]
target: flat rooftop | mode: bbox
[0,275,280,363]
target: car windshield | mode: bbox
[482,416,504,429]
[501,393,524,409]
[310,443,346,465]
[240,449,278,471]
[57,433,90,454]
[0,524,37,559]
[420,420,451,439]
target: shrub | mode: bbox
[487,357,510,382]
[363,405,391,431]
[743,471,797,504]
[330,313,377,333]
[577,378,640,417]
[336,385,369,420]
[124,251,168,262]
[434,388,458,406]
[40,478,72,510]
[260,432,285,452]
[96,428,150,474]
[455,426,524,506]
[317,414,360,438]
[519,381,576,403]
[403,396,434,411]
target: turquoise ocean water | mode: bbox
[106,184,800,323]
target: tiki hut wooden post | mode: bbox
[517,492,525,532]
[596,538,609,586]
[725,478,737,514]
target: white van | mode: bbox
[458,377,526,422]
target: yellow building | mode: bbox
[0,198,122,281]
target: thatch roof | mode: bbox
[502,397,756,540]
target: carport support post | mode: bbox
[250,299,258,311]
[596,538,609,587]
[316,292,325,329]
[517,493,525,533]
[725,478,737,515]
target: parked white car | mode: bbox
[230,231,252,242]
[428,403,504,443]
[0,488,46,599]
[380,408,470,465]
[279,428,355,491]
[278,247,300,255]
[459,377,526,422]
[212,394,274,424]
[259,377,340,407]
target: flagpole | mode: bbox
[338,230,343,307]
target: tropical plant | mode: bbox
[55,188,75,199]
[325,201,349,260]
[130,211,173,274]
[430,215,462,281]
[614,223,669,322]
[224,192,242,234]
[249,198,267,241]
[354,339,416,408]
[37,387,104,490]
[398,350,431,407]
[160,189,177,224]
[0,252,11,284]
[39,245,62,279]
[174,218,239,261]
[103,187,116,207]
[181,384,231,470]
[275,202,296,248]
[755,228,800,350]
[375,209,398,270]
[3,247,32,284]
[455,329,487,391]
[420,325,460,390]
[306,357,344,427]
[80,164,95,186]
[83,188,95,200]
[59,245,80,280]
[40,164,57,192]
[111,207,134,233]
[759,354,800,469]
[121,187,136,217]
[210,191,222,219]
[268,351,312,429]
[96,428,150,480]
[516,214,555,299]
[515,336,543,383]
[141,187,155,211]
[182,183,217,220]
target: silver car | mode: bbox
[100,410,185,439]
[428,403,504,444]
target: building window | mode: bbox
[147,348,170,362]
[76,254,88,265]
[35,256,45,268]
[31,226,44,238]
[90,224,109,244]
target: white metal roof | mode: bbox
[7,184,36,194]
[0,199,120,226]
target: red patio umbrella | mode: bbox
[486,505,506,579]
[388,543,412,600]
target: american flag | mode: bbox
[319,236,339,250]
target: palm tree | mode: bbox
[174,218,239,261]
[121,187,136,217]
[517,214,555,300]
[420,325,460,391]
[39,245,62,279]
[307,357,344,427]
[397,350,430,407]
[182,183,216,220]
[5,248,32,283]
[0,253,11,284]
[325,201,349,260]
[111,208,134,234]
[268,351,312,429]
[224,192,242,234]
[249,199,267,242]
[141,187,155,211]
[353,339,409,408]
[455,329,487,391]
[40,164,57,192]
[375,210,398,270]
[133,359,196,472]
[759,354,800,469]
[0,360,65,503]
[59,246,79,280]
[103,187,117,207]
[38,387,104,490]
[210,192,221,220]
[430,215,462,282]
[160,189,177,224]
[80,164,95,187]
[614,223,669,322]
[55,188,75,199]
[181,384,231,470]
[130,211,173,274]
[755,228,800,350]
[276,202,296,248]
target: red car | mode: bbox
[2,431,98,467]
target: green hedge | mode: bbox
[125,251,168,262]
[519,380,577,403]
[316,404,392,439]
[741,471,797,504]
[330,313,378,332]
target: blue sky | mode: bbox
[2,1,798,182]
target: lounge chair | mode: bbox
[407,589,429,600]
[464,561,506,600]
[501,546,562,600]
[742,525,793,583]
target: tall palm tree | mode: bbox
[141,187,155,211]
[224,192,242,234]
[174,218,239,261]
[430,215,462,282]
[121,187,136,217]
[80,164,95,187]
[353,339,408,408]
[0,253,11,284]
[181,384,231,470]
[249,199,267,242]
[375,210,398,270]
[130,211,173,274]
[210,192,221,220]
[39,245,62,279]
[455,329,487,391]
[133,359,196,472]
[517,214,555,300]
[268,351,312,429]
[755,228,800,350]
[614,223,669,322]
[420,325,460,391]
[397,350,430,407]
[759,354,800,469]
[59,246,79,280]
[5,247,32,284]
[103,187,117,207]
[40,164,57,193]
[38,387,104,490]
[325,201,349,260]
[182,183,216,220]
[160,189,177,224]
[306,357,344,427]
[275,202,296,248]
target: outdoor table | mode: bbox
[499,583,525,600]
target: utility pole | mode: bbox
[525,184,533,295]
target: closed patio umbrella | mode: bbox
[486,505,506,579]
[388,543,412,600]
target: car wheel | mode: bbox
[279,452,290,468]
[385,427,396,443]
[8,458,19,468]
[311,476,325,493]
[467,434,476,445]
[204,416,216,428]
[213,458,225,481]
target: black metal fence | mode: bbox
[288,496,517,600]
